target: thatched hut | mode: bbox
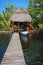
[9,8,33,32]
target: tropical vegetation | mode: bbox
[0,3,16,30]
[27,0,43,28]
[0,0,43,30]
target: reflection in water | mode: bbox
[19,33,43,65]
[0,33,12,63]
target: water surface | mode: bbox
[19,33,43,65]
[0,33,12,63]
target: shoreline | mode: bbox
[0,31,12,34]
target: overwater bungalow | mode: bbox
[9,8,34,33]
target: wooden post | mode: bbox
[18,22,19,32]
[29,22,31,30]
[27,22,29,31]
[27,26,29,31]
[28,22,31,30]
[29,22,34,30]
[12,22,14,33]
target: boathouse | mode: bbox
[9,8,33,32]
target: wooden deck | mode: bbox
[1,33,26,65]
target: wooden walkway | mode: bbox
[1,33,26,65]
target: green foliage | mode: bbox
[38,23,43,28]
[0,11,11,30]
[0,20,10,30]
[5,3,16,14]
[0,3,16,30]
[27,0,43,28]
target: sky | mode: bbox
[0,0,29,13]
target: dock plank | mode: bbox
[1,33,26,65]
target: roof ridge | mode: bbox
[15,8,29,14]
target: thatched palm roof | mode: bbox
[15,8,28,14]
[10,8,32,22]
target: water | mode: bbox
[19,33,43,65]
[0,33,12,63]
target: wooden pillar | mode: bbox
[28,22,31,30]
[27,27,29,31]
[27,22,29,31]
[12,22,14,33]
[27,22,32,31]
[29,22,34,30]
[27,22,34,32]
[18,22,19,32]
[29,22,31,30]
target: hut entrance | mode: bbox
[13,22,27,32]
[19,22,27,31]
[11,21,34,32]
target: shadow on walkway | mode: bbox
[0,33,12,64]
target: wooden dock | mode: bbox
[1,33,26,65]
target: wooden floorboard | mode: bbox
[1,33,26,65]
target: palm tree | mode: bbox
[0,11,11,30]
[0,3,16,30]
